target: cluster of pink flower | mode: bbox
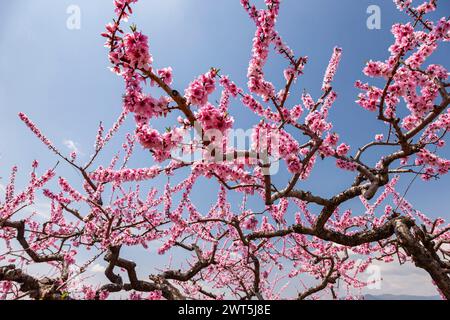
[58,177,83,202]
[18,113,58,155]
[355,10,450,179]
[5,0,450,301]
[135,124,184,162]
[290,104,304,121]
[336,143,350,157]
[336,159,358,171]
[322,47,343,91]
[241,1,282,101]
[363,60,389,78]
[416,148,450,179]
[357,17,449,120]
[113,0,137,19]
[103,110,130,147]
[102,2,176,135]
[133,93,169,120]
[301,93,315,110]
[394,0,437,14]
[416,0,437,14]
[90,166,162,183]
[249,122,310,174]
[252,122,298,156]
[4,166,17,203]
[123,31,153,70]
[15,171,55,216]
[422,108,450,144]
[42,189,71,205]
[241,94,267,117]
[305,111,332,134]
[390,23,416,55]
[393,0,412,11]
[157,67,173,85]
[219,76,242,98]
[355,81,382,112]
[318,133,339,157]
[185,70,217,107]
[82,286,109,300]
[0,164,58,263]
[285,154,302,174]
[196,103,234,133]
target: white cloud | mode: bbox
[90,263,106,273]
[362,260,440,297]
[23,201,52,219]
[63,139,82,155]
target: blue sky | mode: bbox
[0,0,449,297]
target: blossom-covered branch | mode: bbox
[1,0,449,300]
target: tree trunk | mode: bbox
[394,219,450,300]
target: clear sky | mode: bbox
[0,0,449,298]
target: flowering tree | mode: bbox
[1,0,450,300]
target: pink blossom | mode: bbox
[336,143,350,156]
[157,67,173,85]
[322,47,343,91]
[185,70,217,107]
